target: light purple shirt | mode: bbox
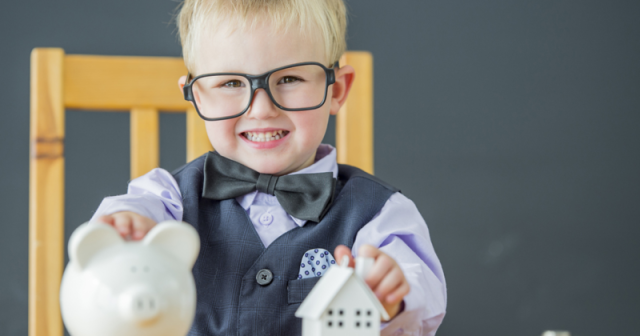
[92,144,447,336]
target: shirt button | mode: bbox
[256,269,273,286]
[259,213,273,225]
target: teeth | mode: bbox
[244,130,287,142]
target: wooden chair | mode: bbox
[29,48,374,336]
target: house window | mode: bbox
[338,321,343,327]
[356,309,361,316]
[367,310,372,316]
[366,321,372,328]
[327,321,333,327]
[339,309,344,316]
[356,321,361,328]
[328,309,333,316]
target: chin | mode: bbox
[240,159,288,175]
[256,164,291,176]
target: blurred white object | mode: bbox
[60,220,200,336]
[542,331,571,336]
[296,256,388,336]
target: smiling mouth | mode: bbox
[242,130,289,142]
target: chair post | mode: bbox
[130,107,160,179]
[186,107,214,162]
[29,48,65,336]
[336,52,374,174]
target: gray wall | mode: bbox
[1,1,639,335]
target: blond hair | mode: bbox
[176,0,347,73]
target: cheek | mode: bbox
[292,112,327,142]
[205,120,238,150]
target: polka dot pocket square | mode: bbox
[298,248,336,279]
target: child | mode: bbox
[92,0,446,335]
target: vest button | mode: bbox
[256,269,273,286]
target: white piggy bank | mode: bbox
[60,220,200,336]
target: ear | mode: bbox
[143,221,200,268]
[329,64,355,116]
[178,75,187,91]
[178,75,188,101]
[69,221,124,270]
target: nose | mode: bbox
[245,88,279,120]
[119,286,161,323]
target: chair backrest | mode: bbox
[29,48,373,336]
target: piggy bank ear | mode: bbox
[69,221,124,270]
[143,221,200,268]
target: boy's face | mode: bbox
[180,20,354,175]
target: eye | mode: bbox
[278,76,302,84]
[222,80,244,88]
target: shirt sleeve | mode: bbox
[90,168,184,224]
[352,192,447,336]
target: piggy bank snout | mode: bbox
[119,286,161,323]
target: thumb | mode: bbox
[333,245,355,268]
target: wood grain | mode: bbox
[29,48,65,336]
[336,52,374,174]
[186,107,214,162]
[130,107,159,179]
[64,55,190,111]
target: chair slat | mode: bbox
[130,108,159,179]
[64,55,191,111]
[186,107,214,162]
[29,48,65,336]
[337,52,374,174]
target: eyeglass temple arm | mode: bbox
[183,73,194,101]
[328,61,340,85]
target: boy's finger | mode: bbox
[374,267,404,301]
[96,215,114,226]
[113,215,132,237]
[364,254,394,290]
[333,245,355,268]
[386,281,410,305]
[132,216,155,240]
[357,244,382,259]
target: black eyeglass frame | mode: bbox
[183,61,339,121]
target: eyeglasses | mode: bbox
[182,61,339,121]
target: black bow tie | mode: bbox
[202,152,336,222]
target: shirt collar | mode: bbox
[236,144,338,227]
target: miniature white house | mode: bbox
[295,256,390,336]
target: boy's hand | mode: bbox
[97,211,157,240]
[334,244,410,320]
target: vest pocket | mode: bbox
[287,277,321,304]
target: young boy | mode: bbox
[92,0,446,335]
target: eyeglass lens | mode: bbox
[191,64,328,119]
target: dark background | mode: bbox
[1,0,639,335]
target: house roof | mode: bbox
[294,265,390,321]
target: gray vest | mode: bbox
[172,154,398,336]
